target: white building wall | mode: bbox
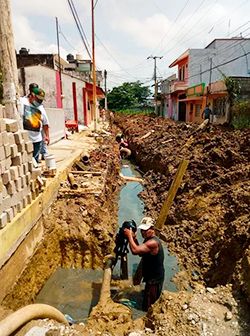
[189,39,250,87]
[18,65,86,124]
[46,108,65,144]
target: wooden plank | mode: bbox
[59,188,101,195]
[156,159,189,230]
[70,170,102,175]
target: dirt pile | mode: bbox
[143,284,250,336]
[13,285,250,336]
[2,139,121,311]
[115,114,250,292]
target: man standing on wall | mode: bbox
[27,83,49,161]
[124,217,165,311]
[19,86,50,162]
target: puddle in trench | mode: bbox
[36,268,103,323]
[36,161,179,322]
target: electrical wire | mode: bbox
[187,51,250,81]
[67,0,92,59]
[94,0,99,9]
[70,0,91,51]
[161,0,249,59]
[151,0,191,55]
[59,25,78,52]
[95,34,139,80]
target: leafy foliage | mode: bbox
[232,101,250,129]
[107,81,151,111]
[223,76,241,105]
[223,76,241,123]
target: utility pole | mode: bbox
[147,55,163,115]
[104,69,108,110]
[55,17,63,99]
[0,0,21,123]
[208,57,213,122]
[91,0,97,131]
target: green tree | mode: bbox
[107,81,151,110]
[223,76,241,123]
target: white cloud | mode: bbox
[11,0,90,23]
[9,0,250,88]
[114,14,171,49]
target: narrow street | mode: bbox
[0,1,250,335]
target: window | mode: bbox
[179,66,185,81]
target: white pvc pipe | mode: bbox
[0,303,69,336]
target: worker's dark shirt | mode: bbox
[203,107,212,119]
[141,236,165,284]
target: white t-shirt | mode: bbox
[19,96,49,143]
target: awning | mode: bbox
[178,97,203,102]
[85,82,105,98]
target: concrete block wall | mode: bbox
[0,105,42,229]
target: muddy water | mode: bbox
[36,269,103,323]
[117,162,179,292]
[36,161,179,322]
[112,162,179,318]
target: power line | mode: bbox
[67,0,92,59]
[59,25,78,52]
[95,34,139,79]
[94,0,99,9]
[156,0,249,63]
[152,0,191,55]
[159,0,218,56]
[188,51,250,81]
[70,0,91,51]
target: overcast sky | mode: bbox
[11,0,250,89]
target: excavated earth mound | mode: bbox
[115,114,250,293]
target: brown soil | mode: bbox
[115,114,250,293]
[1,118,249,335]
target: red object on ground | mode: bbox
[65,120,78,131]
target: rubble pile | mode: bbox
[143,284,250,336]
[115,114,250,292]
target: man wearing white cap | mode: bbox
[124,216,165,311]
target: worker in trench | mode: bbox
[115,134,131,159]
[123,217,165,311]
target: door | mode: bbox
[178,102,186,121]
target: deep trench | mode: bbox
[1,131,249,331]
[2,158,180,322]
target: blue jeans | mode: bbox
[33,141,42,163]
[40,140,48,157]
